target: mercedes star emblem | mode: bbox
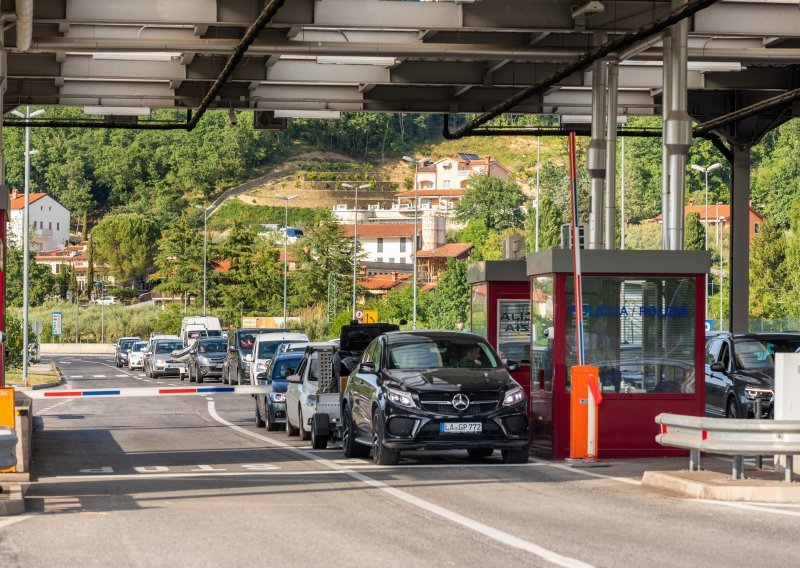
[452,393,470,411]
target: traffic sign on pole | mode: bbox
[52,311,63,336]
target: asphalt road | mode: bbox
[1,355,799,567]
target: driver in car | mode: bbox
[458,345,484,368]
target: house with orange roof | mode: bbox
[412,153,510,193]
[8,189,71,251]
[359,272,411,297]
[341,223,422,266]
[650,199,764,243]
[416,243,473,286]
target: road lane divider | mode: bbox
[28,386,267,399]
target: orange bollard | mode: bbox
[0,387,15,473]
[570,366,602,460]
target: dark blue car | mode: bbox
[255,352,303,431]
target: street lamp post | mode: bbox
[535,136,541,252]
[275,194,298,328]
[691,162,722,320]
[342,183,370,318]
[402,156,421,329]
[194,204,211,316]
[11,106,44,386]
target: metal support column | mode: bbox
[604,60,619,250]
[587,40,607,250]
[661,31,672,250]
[0,46,6,388]
[666,0,692,250]
[729,144,751,333]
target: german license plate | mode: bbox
[440,422,482,434]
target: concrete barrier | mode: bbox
[0,427,16,471]
[40,343,115,355]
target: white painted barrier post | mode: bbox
[775,353,800,476]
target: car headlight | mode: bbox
[155,360,165,368]
[744,387,773,399]
[386,388,416,409]
[269,392,286,403]
[256,362,268,372]
[502,386,526,406]
[198,356,211,365]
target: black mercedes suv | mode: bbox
[705,332,800,418]
[341,331,529,465]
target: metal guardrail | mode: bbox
[655,413,800,482]
[0,427,18,471]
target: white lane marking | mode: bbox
[37,399,72,415]
[693,499,800,518]
[70,375,84,379]
[115,374,128,378]
[533,459,641,486]
[0,516,33,530]
[49,470,350,481]
[208,401,593,568]
[92,374,106,378]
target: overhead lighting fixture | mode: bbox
[687,62,743,73]
[571,1,605,20]
[84,106,151,116]
[273,110,341,120]
[560,115,628,124]
[92,52,179,62]
[316,56,398,67]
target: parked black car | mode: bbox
[186,338,228,383]
[254,352,304,431]
[115,336,141,368]
[705,332,800,418]
[223,328,291,385]
[341,331,529,465]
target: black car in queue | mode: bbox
[341,331,529,465]
[224,328,305,385]
[187,338,228,383]
[254,352,304,431]
[705,332,800,418]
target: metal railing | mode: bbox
[0,427,17,471]
[655,413,800,482]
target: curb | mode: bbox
[0,484,26,516]
[31,361,66,391]
[642,470,800,503]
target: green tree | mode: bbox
[749,219,787,319]
[527,194,564,251]
[684,212,706,251]
[6,246,56,307]
[455,220,490,260]
[455,176,525,231]
[480,228,526,260]
[752,120,800,228]
[45,153,95,236]
[292,212,357,309]
[427,259,470,330]
[91,213,158,284]
[153,214,203,302]
[624,222,662,250]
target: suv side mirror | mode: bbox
[287,374,301,383]
[504,360,521,372]
[358,362,376,373]
[710,362,725,372]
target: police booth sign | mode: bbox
[497,300,531,364]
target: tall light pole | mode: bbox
[535,136,541,252]
[691,162,722,320]
[402,156,421,329]
[194,204,211,316]
[11,106,44,386]
[275,194,298,328]
[620,128,626,250]
[691,162,722,250]
[342,183,370,318]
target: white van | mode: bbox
[250,332,309,383]
[180,316,222,346]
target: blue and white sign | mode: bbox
[52,311,63,336]
[705,319,714,332]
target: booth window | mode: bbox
[497,299,531,364]
[531,276,555,392]
[470,284,487,338]
[565,276,696,394]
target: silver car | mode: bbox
[145,338,185,379]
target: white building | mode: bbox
[8,191,71,251]
[340,219,446,265]
[414,153,510,191]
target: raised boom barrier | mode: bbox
[655,413,800,481]
[27,385,267,400]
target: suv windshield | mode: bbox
[734,338,800,370]
[119,339,136,350]
[198,341,227,354]
[387,338,501,370]
[156,341,183,354]
[258,340,303,359]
